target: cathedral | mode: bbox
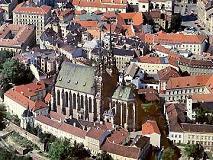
[52,28,139,130]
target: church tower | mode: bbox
[95,21,118,122]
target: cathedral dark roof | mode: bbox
[112,85,135,101]
[56,62,96,94]
[22,109,33,117]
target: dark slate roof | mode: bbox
[40,27,63,46]
[92,48,135,57]
[0,0,11,4]
[56,62,96,94]
[112,85,135,101]
[22,109,33,117]
[192,102,213,112]
[181,123,213,133]
[132,135,150,148]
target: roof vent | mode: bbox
[187,84,189,86]
[75,81,78,84]
[67,80,70,83]
[59,77,62,81]
[83,82,86,86]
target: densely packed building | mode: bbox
[1,0,213,159]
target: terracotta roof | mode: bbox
[167,74,213,90]
[101,140,140,159]
[73,0,126,9]
[157,66,180,81]
[35,115,61,129]
[75,20,98,28]
[142,120,161,135]
[49,111,66,121]
[14,81,45,97]
[181,123,213,133]
[137,88,159,102]
[149,10,161,19]
[118,12,143,26]
[179,57,213,68]
[145,31,206,44]
[153,44,181,60]
[13,2,51,15]
[107,128,128,144]
[0,24,35,47]
[138,55,178,67]
[138,55,161,64]
[5,89,47,112]
[166,103,186,132]
[44,93,51,103]
[59,122,87,138]
[35,115,87,138]
[191,94,213,102]
[138,0,149,2]
[86,127,107,140]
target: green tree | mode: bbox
[69,141,90,159]
[195,108,206,124]
[0,103,6,130]
[184,144,204,160]
[48,138,73,160]
[1,59,34,85]
[96,151,113,160]
[48,139,90,160]
[0,147,32,160]
[162,147,180,160]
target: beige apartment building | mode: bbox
[197,0,213,33]
[13,1,51,44]
[165,74,213,102]
[0,24,36,52]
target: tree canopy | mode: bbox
[48,139,90,160]
[1,59,34,85]
[0,103,6,131]
[162,147,180,160]
[184,144,204,160]
[0,59,34,98]
[0,147,32,160]
[96,151,113,160]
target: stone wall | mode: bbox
[7,122,44,151]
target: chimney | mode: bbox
[21,91,24,95]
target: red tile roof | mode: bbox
[0,24,35,47]
[191,94,213,102]
[14,81,45,97]
[35,115,87,138]
[118,12,143,26]
[73,0,126,9]
[107,128,128,144]
[157,66,180,81]
[167,74,213,90]
[145,31,206,44]
[75,20,98,28]
[60,122,87,138]
[49,111,66,121]
[86,127,106,140]
[5,88,47,111]
[101,140,140,159]
[153,44,181,60]
[142,120,160,135]
[14,2,51,15]
[44,93,51,103]
[138,55,161,64]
